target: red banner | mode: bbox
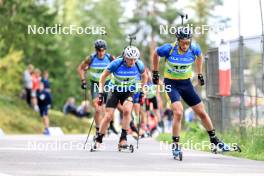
[218,42,231,96]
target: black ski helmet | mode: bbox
[176,27,192,40]
[94,39,107,50]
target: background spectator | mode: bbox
[76,101,91,118]
[23,64,34,107]
[63,97,78,116]
[42,70,51,92]
[37,83,52,135]
[31,68,42,111]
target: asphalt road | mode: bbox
[0,134,263,176]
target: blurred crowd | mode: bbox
[22,64,51,111]
[22,64,91,119]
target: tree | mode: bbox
[124,0,180,67]
[187,0,227,52]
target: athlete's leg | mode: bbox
[171,101,184,140]
[122,101,134,132]
[191,102,213,131]
[91,81,104,134]
[180,80,225,148]
[95,91,119,144]
[119,94,134,145]
[151,96,163,132]
[92,99,103,134]
[145,98,151,132]
[164,78,182,146]
[99,107,115,135]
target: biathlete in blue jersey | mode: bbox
[77,39,117,136]
[152,28,231,159]
[95,46,147,148]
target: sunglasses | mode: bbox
[179,40,191,46]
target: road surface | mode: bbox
[0,134,263,176]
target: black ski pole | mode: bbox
[83,88,95,150]
[136,110,141,149]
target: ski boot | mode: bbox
[210,136,241,154]
[90,133,104,152]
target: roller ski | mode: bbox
[211,143,241,154]
[117,140,134,153]
[172,143,183,161]
[210,136,242,154]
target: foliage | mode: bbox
[0,49,24,95]
[0,93,92,134]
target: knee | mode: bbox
[104,114,113,123]
[173,109,183,122]
[123,108,130,117]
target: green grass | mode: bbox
[157,122,264,161]
[0,94,93,134]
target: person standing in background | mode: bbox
[37,83,52,135]
[31,68,42,112]
[23,64,34,107]
[42,70,51,92]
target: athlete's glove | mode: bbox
[152,71,159,85]
[81,79,87,89]
[139,92,145,106]
[97,93,104,106]
[198,74,205,86]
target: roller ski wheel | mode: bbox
[172,145,183,161]
[173,151,183,161]
[118,144,134,153]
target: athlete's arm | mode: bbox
[141,70,148,94]
[99,69,111,93]
[152,51,159,71]
[195,54,203,75]
[77,56,91,81]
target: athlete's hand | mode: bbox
[198,74,205,86]
[81,79,87,89]
[97,93,104,106]
[152,71,159,85]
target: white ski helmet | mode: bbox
[123,46,140,59]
